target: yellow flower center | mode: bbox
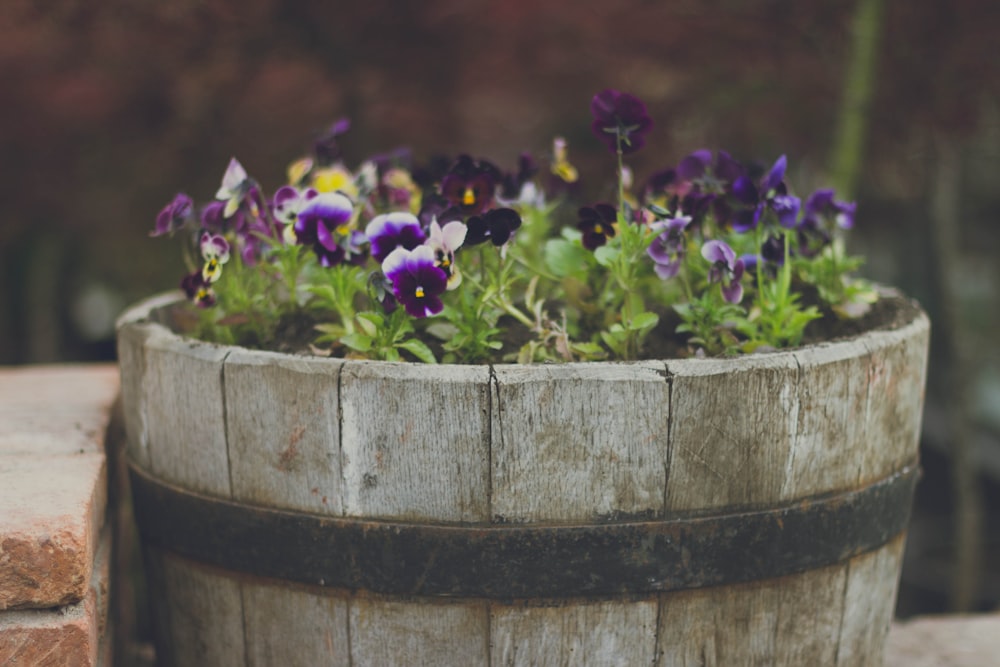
[415,286,425,298]
[462,187,476,207]
[593,224,603,235]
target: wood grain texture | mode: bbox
[142,331,232,497]
[115,321,153,470]
[115,292,182,470]
[243,583,349,667]
[665,354,800,512]
[349,597,489,667]
[490,362,670,522]
[224,350,344,515]
[858,317,930,486]
[491,599,658,666]
[836,533,908,667]
[339,362,492,522]
[657,563,847,666]
[146,551,246,667]
[784,342,872,499]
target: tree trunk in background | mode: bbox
[929,135,984,612]
[830,0,884,199]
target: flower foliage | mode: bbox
[153,90,875,362]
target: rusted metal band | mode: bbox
[129,462,918,599]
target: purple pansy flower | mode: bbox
[381,245,448,318]
[440,155,501,216]
[760,234,786,265]
[647,216,691,280]
[577,203,618,251]
[590,89,653,155]
[795,189,856,257]
[272,185,318,243]
[294,192,357,267]
[803,189,856,230]
[313,117,351,166]
[702,240,745,304]
[465,208,522,247]
[151,193,194,237]
[365,212,427,263]
[181,270,216,308]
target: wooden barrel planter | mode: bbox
[117,291,929,667]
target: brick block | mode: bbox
[0,522,111,667]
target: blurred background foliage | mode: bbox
[1,0,999,617]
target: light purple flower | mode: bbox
[382,245,448,318]
[647,216,691,280]
[365,212,427,263]
[803,189,856,230]
[702,240,745,304]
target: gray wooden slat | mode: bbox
[491,599,658,666]
[784,342,873,499]
[836,534,907,667]
[657,563,847,666]
[338,362,492,522]
[243,584,350,667]
[115,292,185,470]
[143,329,232,498]
[665,354,800,512]
[490,363,670,522]
[225,350,344,515]
[858,316,931,485]
[154,552,246,667]
[348,598,489,667]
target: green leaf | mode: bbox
[628,311,659,332]
[355,312,382,338]
[397,339,438,364]
[425,322,459,341]
[593,245,619,267]
[341,333,373,352]
[544,239,588,278]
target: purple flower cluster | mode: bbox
[153,87,860,356]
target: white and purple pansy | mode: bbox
[294,192,356,267]
[426,218,467,289]
[364,212,427,263]
[199,231,231,283]
[272,185,318,244]
[381,245,448,318]
[216,157,261,219]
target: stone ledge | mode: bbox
[0,364,118,610]
[887,610,1000,667]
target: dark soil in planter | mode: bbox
[161,290,922,363]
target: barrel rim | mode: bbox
[116,289,929,371]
